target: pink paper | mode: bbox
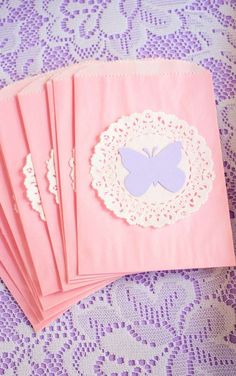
[47,66,80,282]
[74,59,235,275]
[0,211,119,328]
[17,74,121,287]
[48,64,122,282]
[0,77,120,309]
[0,78,61,296]
[0,169,119,312]
[1,59,234,332]
[0,232,119,331]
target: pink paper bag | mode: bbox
[48,64,124,282]
[74,59,235,275]
[0,78,61,296]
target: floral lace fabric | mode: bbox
[0,1,235,375]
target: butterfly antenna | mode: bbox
[142,148,151,158]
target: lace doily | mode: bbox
[91,110,215,228]
[46,149,59,204]
[23,150,75,219]
[22,154,46,221]
[46,148,76,197]
[69,149,75,191]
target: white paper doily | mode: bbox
[69,149,75,191]
[90,110,215,228]
[46,149,59,205]
[23,153,46,221]
[23,151,76,220]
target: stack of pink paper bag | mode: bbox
[0,59,235,331]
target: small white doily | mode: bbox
[23,150,75,219]
[69,149,75,191]
[23,154,46,221]
[90,110,215,228]
[46,148,76,195]
[46,149,59,204]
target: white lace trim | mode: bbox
[22,154,46,221]
[69,149,75,191]
[46,149,59,204]
[90,110,215,228]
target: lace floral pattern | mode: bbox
[22,153,46,221]
[0,1,235,375]
[91,110,215,227]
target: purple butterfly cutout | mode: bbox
[119,142,186,197]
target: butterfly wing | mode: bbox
[124,172,153,197]
[119,147,149,173]
[119,147,152,196]
[153,142,186,192]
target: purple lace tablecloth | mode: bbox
[0,1,235,375]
